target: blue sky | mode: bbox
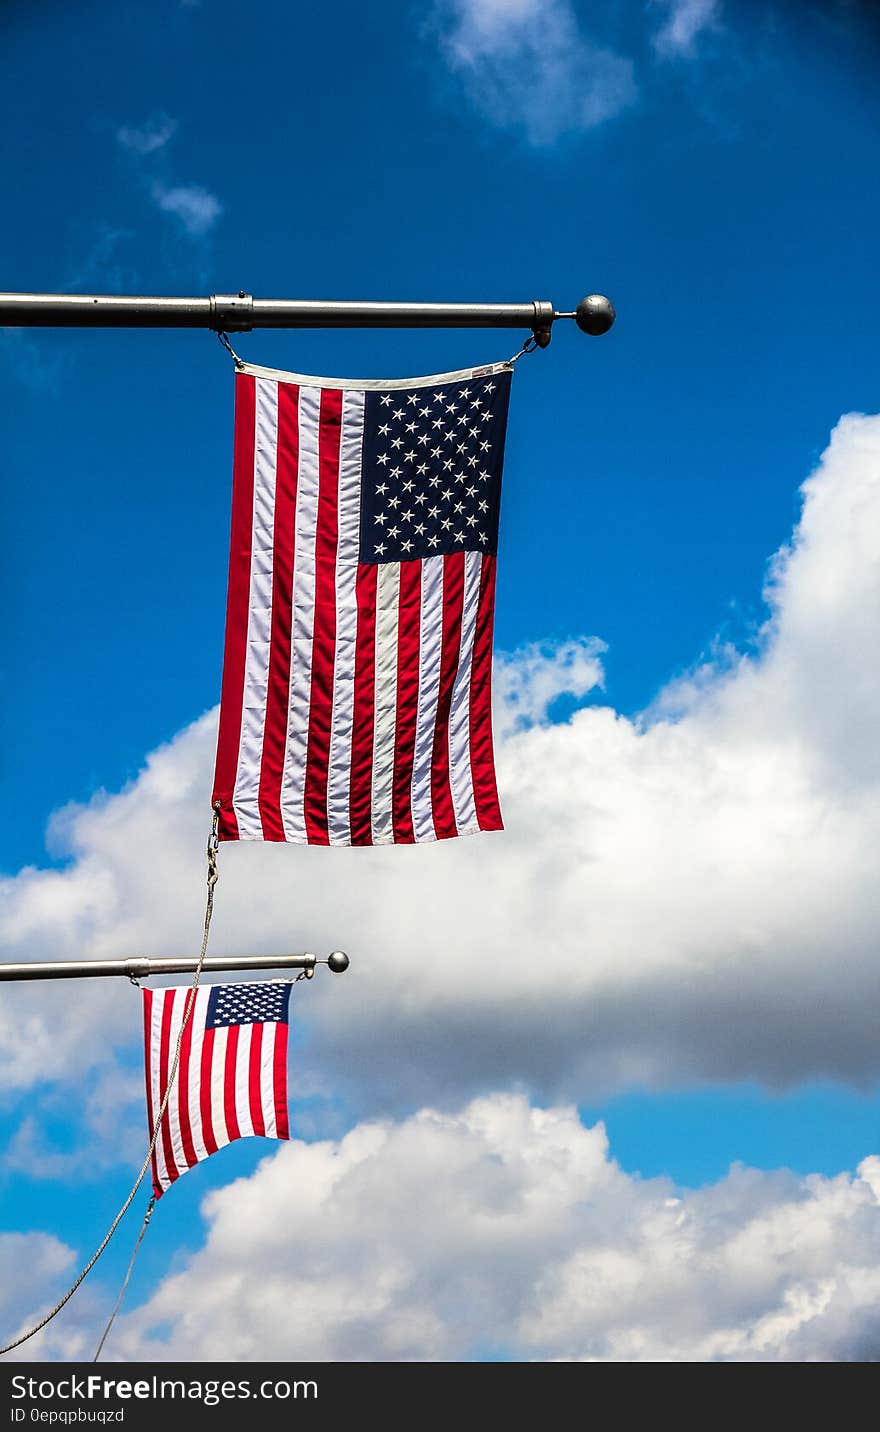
[2,0,880,1362]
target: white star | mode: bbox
[391,436,403,449]
[401,538,413,553]
[466,513,478,527]
[417,462,428,475]
[375,542,387,555]
[446,401,458,413]
[457,443,466,454]
[374,512,387,525]
[388,494,401,508]
[388,524,400,538]
[486,381,495,392]
[428,475,441,487]
[479,499,489,512]
[441,517,452,530]
[390,466,402,478]
[376,482,388,495]
[380,394,392,406]
[407,393,419,406]
[417,434,430,446]
[471,398,482,409]
[378,423,391,436]
[478,532,488,543]
[431,447,442,459]
[470,427,479,438]
[419,406,430,418]
[480,440,491,451]
[414,522,426,535]
[406,421,417,433]
[402,478,414,492]
[443,458,454,471]
[468,455,478,468]
[428,534,440,548]
[481,410,491,422]
[377,453,389,466]
[393,407,405,420]
[404,450,416,463]
[435,390,446,402]
[428,505,440,518]
[458,387,471,398]
[401,509,414,522]
[457,414,468,426]
[441,487,453,501]
[414,491,427,505]
[454,500,464,514]
[454,530,465,541]
[432,417,445,430]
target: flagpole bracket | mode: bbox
[210,292,254,333]
[530,300,554,348]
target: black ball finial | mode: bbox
[327,950,350,974]
[575,294,616,335]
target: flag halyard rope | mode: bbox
[0,807,222,1359]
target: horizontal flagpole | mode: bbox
[0,292,615,340]
[0,952,350,982]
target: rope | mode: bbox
[0,807,222,1358]
[216,330,245,368]
[91,1197,155,1362]
[507,335,540,364]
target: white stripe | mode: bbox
[448,551,482,833]
[163,989,190,1184]
[260,1022,279,1138]
[410,556,445,842]
[209,1024,231,1151]
[327,391,364,844]
[234,1023,256,1138]
[281,387,321,840]
[186,988,211,1165]
[370,562,401,843]
[238,360,513,390]
[148,994,172,1194]
[233,378,279,838]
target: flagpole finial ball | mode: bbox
[327,951,350,974]
[575,295,616,335]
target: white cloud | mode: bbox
[150,183,222,237]
[431,0,637,143]
[97,1093,880,1362]
[1,412,880,1122]
[116,115,178,156]
[652,0,722,58]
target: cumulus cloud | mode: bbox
[150,183,222,237]
[431,0,637,143]
[93,1093,880,1362]
[116,115,178,156]
[652,0,722,58]
[1,412,880,1128]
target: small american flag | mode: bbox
[211,359,512,845]
[143,981,291,1198]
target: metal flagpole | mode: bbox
[0,952,350,981]
[0,292,615,345]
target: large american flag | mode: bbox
[143,981,291,1198]
[211,359,513,845]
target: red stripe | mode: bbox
[349,563,377,844]
[248,1022,266,1137]
[430,552,465,840]
[157,991,177,1186]
[304,388,342,844]
[469,554,503,831]
[392,559,423,842]
[176,989,198,1171]
[274,1024,290,1139]
[143,990,162,1199]
[200,1029,219,1157]
[212,372,256,841]
[223,1026,242,1143]
[257,382,300,840]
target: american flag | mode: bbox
[211,359,512,845]
[143,981,291,1198]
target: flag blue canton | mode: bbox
[359,368,511,565]
[205,981,292,1029]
